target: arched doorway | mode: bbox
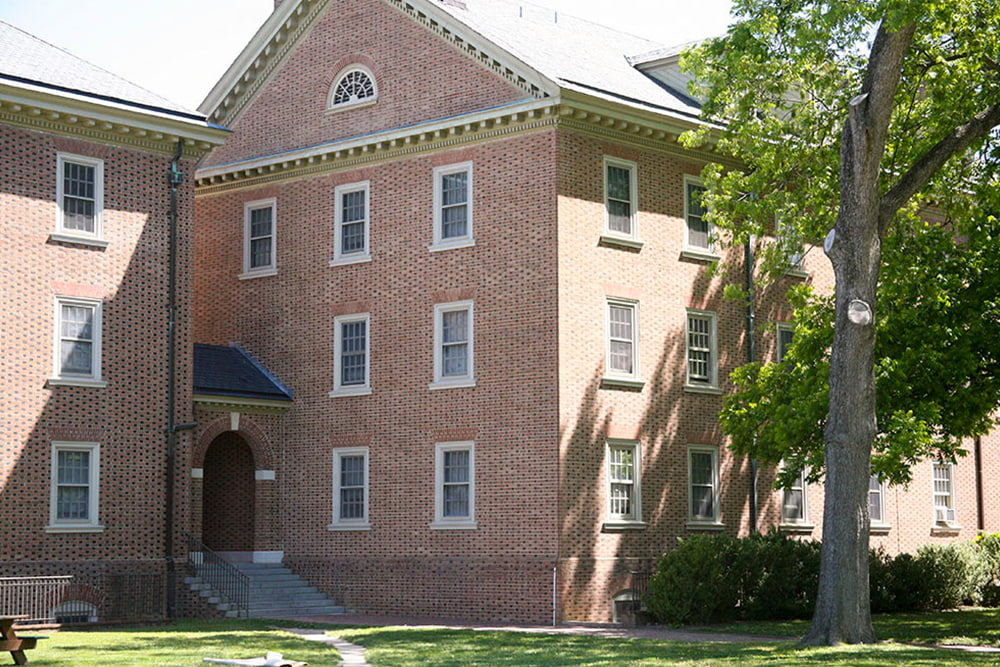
[202,431,255,554]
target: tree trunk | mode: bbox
[803,21,916,646]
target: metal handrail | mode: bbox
[183,531,250,618]
[0,576,73,624]
[629,571,653,612]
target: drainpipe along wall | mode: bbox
[165,141,185,617]
[746,238,758,533]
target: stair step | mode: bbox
[190,560,342,619]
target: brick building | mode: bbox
[0,21,227,620]
[188,0,1000,623]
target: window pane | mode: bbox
[340,455,365,487]
[63,162,96,233]
[57,450,90,484]
[687,315,711,383]
[443,483,469,517]
[441,172,467,206]
[692,485,714,518]
[783,489,804,521]
[57,486,89,520]
[250,207,272,239]
[869,475,883,522]
[441,203,467,239]
[333,70,375,105]
[340,321,367,386]
[340,487,364,519]
[443,450,469,483]
[606,165,632,234]
[687,184,709,248]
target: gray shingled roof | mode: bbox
[0,19,200,119]
[433,0,701,119]
[194,344,293,403]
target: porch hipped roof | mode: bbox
[193,344,293,406]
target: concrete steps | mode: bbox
[186,562,345,619]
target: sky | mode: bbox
[1,0,733,112]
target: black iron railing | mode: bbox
[184,531,250,617]
[629,571,653,612]
[0,573,165,624]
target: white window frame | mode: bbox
[331,181,371,266]
[53,153,106,247]
[932,462,958,527]
[431,442,477,529]
[327,65,379,112]
[682,176,718,261]
[685,309,719,393]
[329,447,371,530]
[687,445,722,527]
[50,296,105,387]
[601,157,641,248]
[604,440,645,530]
[330,313,372,397]
[869,473,890,531]
[780,466,811,528]
[47,442,103,533]
[430,300,475,389]
[431,162,474,251]
[777,323,795,363]
[603,298,643,389]
[241,198,277,279]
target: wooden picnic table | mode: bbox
[0,616,38,665]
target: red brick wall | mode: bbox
[195,128,562,622]
[0,121,197,600]
[203,0,528,168]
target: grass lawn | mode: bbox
[21,610,1000,666]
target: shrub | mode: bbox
[916,542,981,609]
[870,549,931,613]
[646,534,740,626]
[738,532,820,620]
[975,533,1000,607]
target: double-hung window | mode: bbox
[685,309,718,391]
[432,442,476,529]
[54,153,105,245]
[683,177,716,259]
[329,447,370,530]
[933,463,957,526]
[605,440,644,529]
[688,446,721,525]
[242,199,277,277]
[431,163,474,250]
[431,300,474,388]
[47,442,102,532]
[604,298,642,388]
[331,313,371,396]
[781,467,809,526]
[52,296,104,386]
[602,157,640,247]
[332,181,371,265]
[777,323,795,363]
[869,474,888,528]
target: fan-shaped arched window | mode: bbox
[328,66,378,111]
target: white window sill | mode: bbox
[329,254,372,267]
[238,268,279,280]
[931,523,961,535]
[48,377,107,388]
[684,383,722,395]
[45,524,104,534]
[686,521,725,531]
[48,233,109,249]
[327,522,372,531]
[429,379,476,390]
[870,523,892,535]
[600,376,645,391]
[430,520,478,530]
[785,267,810,279]
[598,235,644,251]
[779,522,816,535]
[680,248,721,263]
[428,239,476,252]
[603,520,647,532]
[328,387,373,398]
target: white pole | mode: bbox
[551,566,557,626]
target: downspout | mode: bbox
[165,141,185,618]
[975,436,984,532]
[745,238,759,533]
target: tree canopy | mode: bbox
[681,0,1000,645]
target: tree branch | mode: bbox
[879,102,1000,233]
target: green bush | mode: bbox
[975,533,1000,607]
[870,549,931,613]
[646,532,819,626]
[916,543,981,610]
[646,534,740,626]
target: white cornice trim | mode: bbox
[0,81,227,155]
[193,393,292,413]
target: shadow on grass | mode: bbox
[330,627,1000,666]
